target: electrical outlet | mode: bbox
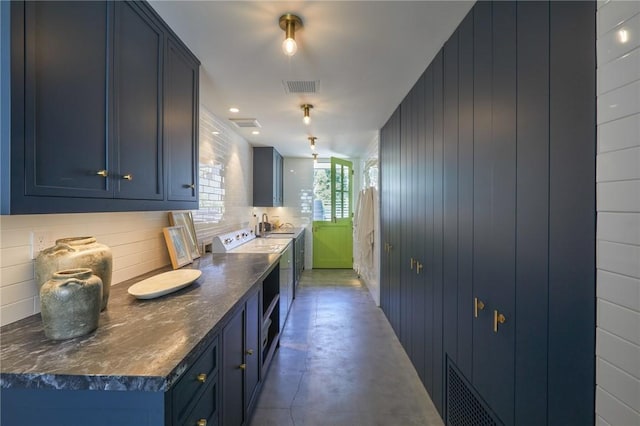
[31,231,52,259]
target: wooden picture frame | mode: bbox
[169,211,200,259]
[163,226,193,269]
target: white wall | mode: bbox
[596,2,640,425]
[0,68,254,327]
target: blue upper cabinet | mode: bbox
[165,37,199,203]
[3,1,200,214]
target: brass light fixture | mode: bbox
[301,104,313,125]
[312,153,318,165]
[308,136,317,150]
[279,14,303,56]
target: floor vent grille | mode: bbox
[446,360,502,426]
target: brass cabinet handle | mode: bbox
[474,297,485,318]
[197,419,207,426]
[239,364,246,370]
[246,349,254,355]
[416,262,423,274]
[410,257,415,270]
[493,310,506,333]
[196,373,206,383]
[122,174,133,181]
[184,183,196,189]
[96,170,108,177]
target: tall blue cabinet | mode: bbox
[379,2,596,424]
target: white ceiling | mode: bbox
[149,1,474,159]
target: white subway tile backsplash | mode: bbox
[598,299,640,345]
[597,328,640,380]
[598,47,640,95]
[597,386,640,426]
[598,1,640,37]
[598,113,640,153]
[598,240,640,279]
[597,358,640,411]
[597,79,640,124]
[598,181,640,212]
[597,147,640,182]
[597,12,640,66]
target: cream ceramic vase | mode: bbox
[35,237,113,310]
[40,268,102,340]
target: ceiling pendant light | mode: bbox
[301,104,313,125]
[308,136,317,150]
[312,153,318,165]
[279,14,303,57]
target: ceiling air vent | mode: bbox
[283,80,320,94]
[228,118,261,128]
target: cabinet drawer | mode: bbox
[173,337,218,423]
[181,376,217,426]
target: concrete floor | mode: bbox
[249,269,444,426]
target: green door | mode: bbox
[313,158,353,268]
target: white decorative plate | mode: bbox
[128,269,202,299]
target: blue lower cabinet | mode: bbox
[1,388,167,426]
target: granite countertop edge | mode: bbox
[0,253,279,393]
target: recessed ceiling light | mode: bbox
[252,130,260,135]
[229,107,240,113]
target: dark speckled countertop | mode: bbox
[0,253,279,392]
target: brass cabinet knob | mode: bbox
[246,349,254,355]
[96,170,108,177]
[196,373,206,383]
[494,310,506,333]
[122,174,133,180]
[239,364,246,370]
[197,419,207,426]
[183,183,196,189]
[416,262,423,274]
[474,297,485,318]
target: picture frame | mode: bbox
[169,211,200,259]
[163,226,193,269]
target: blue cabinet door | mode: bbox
[22,1,112,199]
[471,3,517,425]
[165,37,199,203]
[114,2,163,200]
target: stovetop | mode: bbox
[211,228,291,254]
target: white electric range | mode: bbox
[211,228,291,254]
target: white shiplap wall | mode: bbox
[0,212,171,326]
[596,1,640,425]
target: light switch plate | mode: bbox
[31,231,52,259]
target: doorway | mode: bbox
[312,157,353,268]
